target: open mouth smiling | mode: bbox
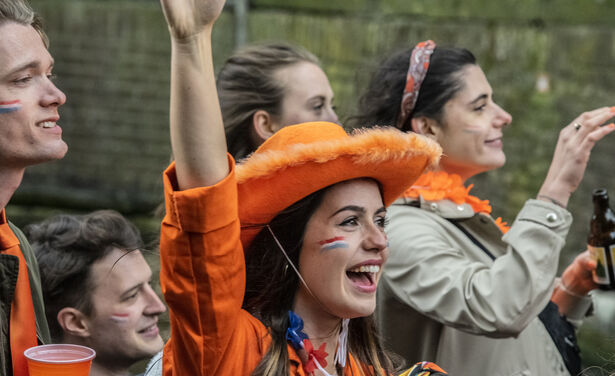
[346,263,381,293]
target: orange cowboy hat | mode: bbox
[236,121,441,249]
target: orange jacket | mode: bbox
[160,158,371,375]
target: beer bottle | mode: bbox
[588,188,615,290]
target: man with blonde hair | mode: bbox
[0,0,68,373]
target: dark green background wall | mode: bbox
[8,0,615,372]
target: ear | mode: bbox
[252,110,277,143]
[57,307,91,338]
[410,116,441,140]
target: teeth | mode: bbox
[39,121,55,128]
[348,265,380,273]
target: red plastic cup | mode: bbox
[24,344,96,376]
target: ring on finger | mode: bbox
[574,122,583,131]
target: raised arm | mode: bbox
[537,107,614,207]
[160,0,228,190]
[159,1,250,374]
[536,107,614,315]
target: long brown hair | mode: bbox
[244,183,396,376]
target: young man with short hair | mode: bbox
[27,210,166,376]
[0,0,67,373]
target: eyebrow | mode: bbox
[330,205,366,217]
[121,283,142,297]
[4,59,54,78]
[308,95,327,103]
[467,94,488,106]
[375,207,387,215]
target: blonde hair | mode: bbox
[0,0,48,47]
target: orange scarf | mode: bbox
[402,171,510,234]
[0,210,37,375]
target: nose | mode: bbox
[494,103,512,128]
[143,284,167,315]
[41,78,66,108]
[325,106,340,125]
[363,223,388,253]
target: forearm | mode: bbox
[386,201,571,335]
[551,250,597,321]
[169,28,229,190]
[160,160,244,375]
[551,279,593,325]
[537,107,615,207]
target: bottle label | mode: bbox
[588,245,611,285]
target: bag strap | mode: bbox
[446,218,581,376]
[447,219,496,260]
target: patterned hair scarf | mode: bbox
[397,40,436,130]
[400,361,448,376]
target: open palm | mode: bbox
[160,0,226,39]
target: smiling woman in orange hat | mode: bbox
[156,0,443,376]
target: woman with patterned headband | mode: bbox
[353,41,615,375]
[155,0,447,375]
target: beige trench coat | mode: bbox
[377,197,592,376]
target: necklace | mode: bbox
[402,171,509,233]
[286,311,349,376]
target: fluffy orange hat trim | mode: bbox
[236,121,441,249]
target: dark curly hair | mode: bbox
[25,210,143,341]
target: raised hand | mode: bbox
[538,107,615,207]
[160,0,226,39]
[162,0,230,190]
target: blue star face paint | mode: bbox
[0,100,21,114]
[319,236,349,252]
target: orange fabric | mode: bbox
[159,157,370,375]
[402,171,510,233]
[0,210,37,376]
[235,122,442,249]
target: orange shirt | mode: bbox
[0,210,37,376]
[159,157,371,375]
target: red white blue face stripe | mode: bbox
[319,236,349,251]
[110,313,130,323]
[0,100,21,114]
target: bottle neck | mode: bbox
[592,193,615,234]
[593,192,610,213]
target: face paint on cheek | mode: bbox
[0,100,21,114]
[319,236,349,252]
[110,313,131,324]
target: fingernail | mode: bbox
[609,123,615,128]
